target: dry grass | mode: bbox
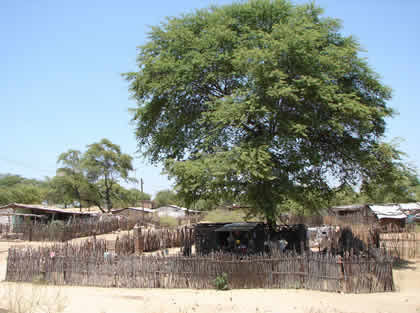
[0,283,67,313]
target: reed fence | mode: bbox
[1,215,159,242]
[115,226,194,255]
[5,242,393,293]
[380,232,420,259]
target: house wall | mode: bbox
[0,208,13,225]
[379,218,406,229]
[114,209,152,220]
[156,206,185,218]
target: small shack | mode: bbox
[0,203,95,229]
[112,207,156,219]
[156,205,201,218]
[330,204,374,220]
[330,203,408,228]
[369,204,407,228]
[194,222,307,255]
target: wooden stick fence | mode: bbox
[380,232,420,259]
[6,242,394,293]
[3,215,157,242]
[114,226,194,255]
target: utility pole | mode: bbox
[140,178,144,208]
[140,178,144,194]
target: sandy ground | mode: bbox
[0,239,419,313]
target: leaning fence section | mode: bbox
[6,243,393,293]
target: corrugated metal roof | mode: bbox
[0,203,94,216]
[399,202,420,212]
[330,204,368,212]
[214,222,259,232]
[156,205,201,214]
[369,205,406,220]
[123,207,155,213]
[0,212,48,218]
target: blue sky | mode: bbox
[1,0,419,196]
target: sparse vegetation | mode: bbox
[1,283,67,313]
[214,273,229,291]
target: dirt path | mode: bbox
[0,240,419,313]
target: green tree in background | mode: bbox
[126,0,400,226]
[108,184,151,208]
[51,150,91,209]
[83,138,135,212]
[0,174,47,205]
[360,143,419,203]
[154,189,179,207]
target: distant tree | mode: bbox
[45,176,75,207]
[360,143,420,203]
[0,174,46,205]
[106,184,151,208]
[126,0,395,226]
[54,150,90,209]
[328,184,364,207]
[0,174,25,187]
[126,188,151,206]
[83,139,135,212]
[154,189,179,207]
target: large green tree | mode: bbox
[52,150,91,209]
[126,0,395,225]
[0,174,47,205]
[83,139,135,212]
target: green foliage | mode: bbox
[154,189,179,207]
[360,142,420,203]
[126,0,396,225]
[0,174,47,205]
[83,138,135,211]
[110,185,151,208]
[214,273,229,290]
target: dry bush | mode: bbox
[1,283,67,313]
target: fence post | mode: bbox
[337,255,345,292]
[134,226,143,254]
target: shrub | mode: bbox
[214,273,229,290]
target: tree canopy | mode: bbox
[127,0,398,225]
[0,174,48,205]
[44,139,136,212]
[154,189,180,207]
